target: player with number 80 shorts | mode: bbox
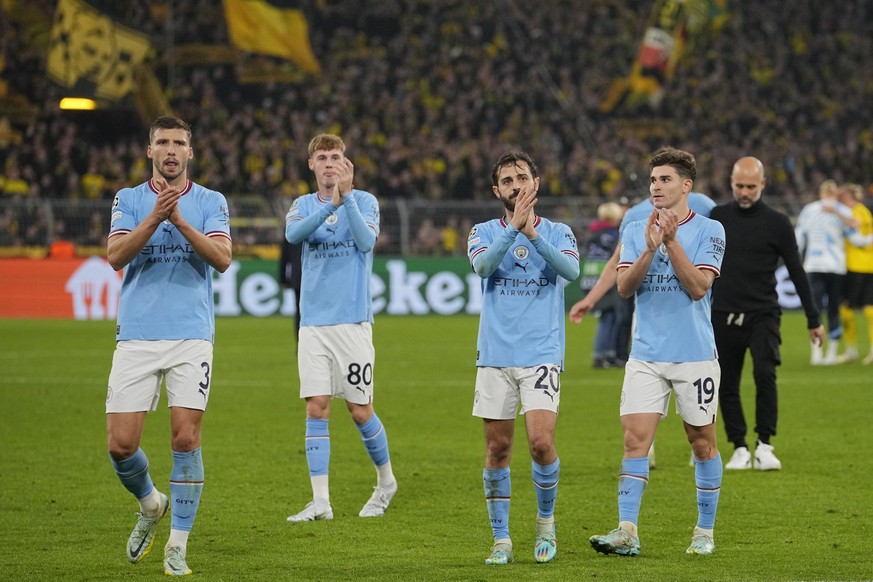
[283,133,397,523]
[298,323,375,405]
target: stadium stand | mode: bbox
[0,0,871,255]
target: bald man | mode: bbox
[709,157,825,471]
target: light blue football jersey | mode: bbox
[469,216,580,368]
[618,211,725,362]
[794,199,855,274]
[285,190,379,326]
[619,192,716,239]
[109,179,231,341]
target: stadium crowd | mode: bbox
[1,1,871,213]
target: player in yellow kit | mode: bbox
[837,183,873,364]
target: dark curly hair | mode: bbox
[649,148,696,181]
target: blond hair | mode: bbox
[819,179,838,199]
[597,202,623,224]
[308,134,346,157]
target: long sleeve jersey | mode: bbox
[710,200,820,330]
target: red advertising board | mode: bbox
[0,257,122,319]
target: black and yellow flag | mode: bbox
[224,0,321,75]
[601,0,730,113]
[46,0,151,101]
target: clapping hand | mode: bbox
[645,209,662,250]
[511,185,538,237]
[152,178,181,223]
[331,157,355,207]
[657,208,679,246]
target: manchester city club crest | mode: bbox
[326,213,338,225]
[658,242,670,265]
[513,246,529,260]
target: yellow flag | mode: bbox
[224,0,321,75]
[46,0,151,101]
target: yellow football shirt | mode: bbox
[846,203,873,273]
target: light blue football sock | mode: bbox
[169,448,204,532]
[532,458,560,519]
[111,448,154,498]
[484,467,511,540]
[357,414,390,467]
[305,418,330,476]
[694,454,722,530]
[618,456,649,526]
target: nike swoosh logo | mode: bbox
[130,498,169,558]
[131,537,147,558]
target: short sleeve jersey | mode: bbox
[286,190,380,326]
[469,216,579,368]
[619,192,716,239]
[109,179,231,341]
[618,211,725,362]
[845,203,873,274]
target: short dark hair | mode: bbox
[491,151,539,186]
[649,148,696,181]
[149,116,192,144]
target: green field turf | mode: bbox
[1,312,870,581]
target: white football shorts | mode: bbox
[619,358,720,426]
[472,364,561,420]
[106,339,214,413]
[298,322,375,405]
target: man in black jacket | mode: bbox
[710,157,825,471]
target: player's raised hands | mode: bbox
[151,178,181,222]
[511,185,538,237]
[331,157,355,207]
[645,209,662,250]
[657,208,679,245]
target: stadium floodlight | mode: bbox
[59,97,97,110]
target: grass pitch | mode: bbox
[0,312,870,581]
